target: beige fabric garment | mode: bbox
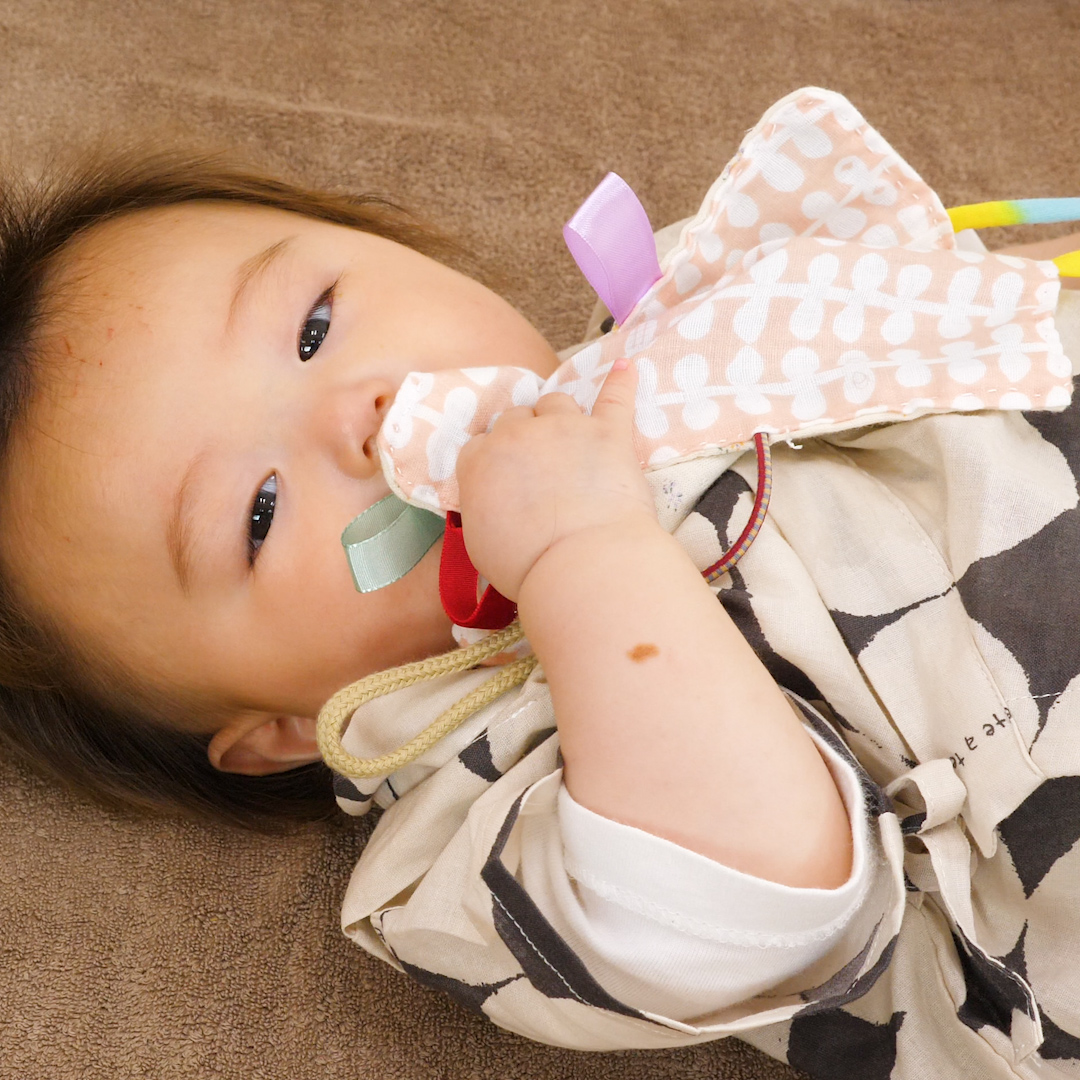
[1,2,1078,1078]
[334,390,1080,1078]
[327,96,1080,1076]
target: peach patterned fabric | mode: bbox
[377,87,1070,515]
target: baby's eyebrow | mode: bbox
[167,448,212,595]
[226,236,297,333]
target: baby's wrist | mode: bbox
[517,513,674,605]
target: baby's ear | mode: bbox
[208,715,322,775]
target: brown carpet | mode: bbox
[0,2,1076,1077]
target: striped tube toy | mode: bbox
[947,198,1080,275]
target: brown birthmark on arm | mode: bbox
[627,643,659,663]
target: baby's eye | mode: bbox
[298,291,333,361]
[249,474,277,562]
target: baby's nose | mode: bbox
[317,379,395,480]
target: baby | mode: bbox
[0,89,1078,1077]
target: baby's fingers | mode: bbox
[590,357,638,425]
[533,391,583,416]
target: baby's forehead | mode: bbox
[40,201,325,374]
[55,201,307,293]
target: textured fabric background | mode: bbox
[0,2,1076,1078]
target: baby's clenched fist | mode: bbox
[455,359,659,601]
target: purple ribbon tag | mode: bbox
[562,172,663,326]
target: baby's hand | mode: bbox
[456,359,658,601]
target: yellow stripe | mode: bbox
[947,201,1024,231]
[1054,250,1080,277]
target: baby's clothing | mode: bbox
[550,730,872,1017]
[330,89,1080,1077]
[333,459,897,1046]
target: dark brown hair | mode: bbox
[0,146,467,832]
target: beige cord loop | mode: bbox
[316,621,537,779]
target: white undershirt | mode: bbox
[523,730,876,1021]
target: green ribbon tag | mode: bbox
[341,494,444,593]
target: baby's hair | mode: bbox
[0,146,464,832]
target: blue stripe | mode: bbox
[1014,198,1080,225]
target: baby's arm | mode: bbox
[456,362,853,890]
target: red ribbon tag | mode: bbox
[439,512,518,630]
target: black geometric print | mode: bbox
[693,465,754,542]
[952,926,1033,1037]
[786,1008,904,1080]
[717,569,825,705]
[998,776,1080,897]
[332,774,373,804]
[1024,400,1080,484]
[828,589,952,658]
[694,469,826,705]
[1001,922,1030,981]
[520,726,558,757]
[789,696,857,768]
[695,467,888,819]
[962,394,1080,731]
[800,933,878,1005]
[459,732,502,782]
[1038,1007,1080,1060]
[479,794,649,1019]
[956,505,1080,730]
[397,959,520,1015]
[788,698,891,820]
[800,936,899,1017]
[814,698,860,734]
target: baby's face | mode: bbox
[1,203,558,744]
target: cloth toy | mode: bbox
[347,87,1076,622]
[317,86,1079,780]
